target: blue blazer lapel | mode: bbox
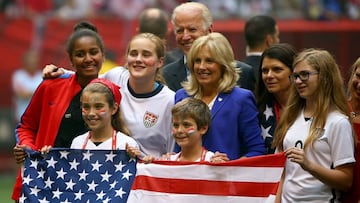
[210,92,229,118]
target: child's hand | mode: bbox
[160,152,176,160]
[126,143,154,163]
[284,147,311,171]
[125,143,141,158]
[141,155,155,164]
[40,145,52,155]
[210,151,229,163]
[13,144,29,164]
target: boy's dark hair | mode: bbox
[172,98,211,129]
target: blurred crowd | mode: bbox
[0,0,359,21]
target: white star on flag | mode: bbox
[37,168,45,179]
[22,174,32,185]
[91,160,101,171]
[87,180,98,191]
[29,186,40,196]
[56,168,67,179]
[115,161,125,172]
[46,156,57,168]
[110,180,118,189]
[122,169,133,180]
[96,190,106,200]
[105,151,116,162]
[101,171,111,182]
[59,151,70,159]
[53,188,62,199]
[264,104,274,121]
[116,187,126,198]
[44,177,54,188]
[74,190,84,200]
[69,159,79,170]
[78,170,88,181]
[39,197,49,203]
[83,150,93,160]
[29,159,38,168]
[261,125,273,140]
[65,179,76,190]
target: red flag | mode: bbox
[128,153,285,203]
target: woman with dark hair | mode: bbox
[255,43,296,154]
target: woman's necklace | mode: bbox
[351,111,360,118]
[349,102,360,118]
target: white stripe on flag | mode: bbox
[128,153,285,203]
[128,190,276,203]
[136,164,283,182]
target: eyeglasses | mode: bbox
[289,71,319,82]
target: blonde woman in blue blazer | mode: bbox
[174,32,265,160]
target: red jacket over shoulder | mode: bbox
[12,73,82,201]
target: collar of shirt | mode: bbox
[184,55,190,76]
[246,52,263,57]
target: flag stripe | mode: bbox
[136,164,283,182]
[128,153,285,202]
[128,190,276,203]
[148,153,285,167]
[132,175,279,197]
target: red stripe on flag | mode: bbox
[149,153,285,167]
[132,175,279,197]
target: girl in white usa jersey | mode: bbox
[102,33,175,158]
[273,49,355,203]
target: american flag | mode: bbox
[128,153,285,203]
[20,149,136,203]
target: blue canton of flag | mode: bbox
[20,148,137,203]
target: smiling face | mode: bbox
[174,9,209,54]
[193,46,222,88]
[351,66,360,100]
[126,37,163,82]
[172,116,207,149]
[261,56,292,95]
[293,61,319,101]
[71,36,104,82]
[81,91,116,133]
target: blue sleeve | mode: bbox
[174,89,188,103]
[239,91,266,157]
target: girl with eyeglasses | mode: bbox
[273,49,355,202]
